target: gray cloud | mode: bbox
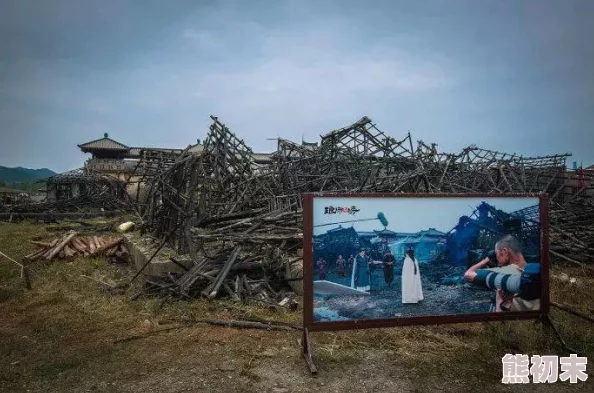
[1,0,593,172]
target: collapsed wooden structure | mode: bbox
[135,115,593,301]
[129,148,184,205]
[1,169,134,214]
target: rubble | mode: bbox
[0,169,134,215]
[5,115,593,301]
[131,115,593,301]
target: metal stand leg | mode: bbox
[551,301,594,324]
[302,328,318,376]
[540,314,582,356]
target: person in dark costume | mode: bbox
[336,255,345,277]
[317,257,328,280]
[346,254,354,275]
[382,249,395,287]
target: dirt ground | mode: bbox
[1,220,593,392]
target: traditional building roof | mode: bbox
[419,228,447,237]
[46,168,87,183]
[78,133,130,152]
[252,152,274,164]
[187,143,204,155]
[327,225,348,233]
[373,228,399,237]
[46,167,127,185]
[128,147,184,157]
[128,148,142,156]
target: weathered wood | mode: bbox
[204,246,242,299]
[24,247,48,262]
[63,244,75,257]
[91,238,123,256]
[70,238,88,254]
[87,237,96,254]
[550,250,589,268]
[47,231,78,261]
[131,115,594,303]
[222,281,240,301]
[29,240,53,247]
[173,317,300,331]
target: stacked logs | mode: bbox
[24,231,128,262]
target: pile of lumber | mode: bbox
[549,198,594,266]
[24,231,128,262]
[136,207,302,307]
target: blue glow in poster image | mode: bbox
[311,196,541,322]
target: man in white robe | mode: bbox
[402,247,424,304]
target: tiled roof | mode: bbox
[187,144,204,154]
[252,152,274,163]
[128,148,142,156]
[327,225,348,233]
[374,229,399,236]
[128,147,184,157]
[420,228,447,237]
[78,133,129,152]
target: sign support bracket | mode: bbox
[540,313,582,356]
[302,327,318,376]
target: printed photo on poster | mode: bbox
[311,196,542,322]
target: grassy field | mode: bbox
[0,219,593,392]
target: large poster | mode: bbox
[306,194,546,326]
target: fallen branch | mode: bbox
[113,326,182,344]
[114,317,300,344]
[236,315,303,330]
[170,317,300,331]
[550,250,591,270]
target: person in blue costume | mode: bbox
[351,249,371,292]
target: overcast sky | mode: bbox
[1,0,593,173]
[312,196,538,235]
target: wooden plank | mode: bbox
[204,246,242,299]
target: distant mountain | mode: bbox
[0,166,56,185]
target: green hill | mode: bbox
[0,166,56,191]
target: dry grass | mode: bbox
[1,220,593,392]
[307,264,594,391]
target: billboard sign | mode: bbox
[302,193,549,332]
